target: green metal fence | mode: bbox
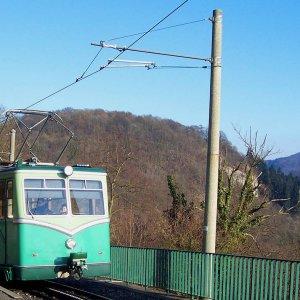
[110,246,300,299]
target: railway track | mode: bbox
[43,280,113,299]
[7,278,183,299]
[53,278,187,299]
[7,280,112,300]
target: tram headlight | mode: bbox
[64,165,73,176]
[65,238,77,249]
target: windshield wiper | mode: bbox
[27,200,34,219]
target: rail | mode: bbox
[110,246,300,299]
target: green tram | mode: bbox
[0,160,111,281]
[0,109,111,282]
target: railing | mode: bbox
[110,246,300,299]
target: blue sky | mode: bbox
[1,1,300,159]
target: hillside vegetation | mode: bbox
[4,108,300,260]
[55,108,240,249]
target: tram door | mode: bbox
[0,179,13,265]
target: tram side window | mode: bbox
[0,180,13,218]
[7,181,13,218]
[70,180,105,215]
[0,180,5,218]
[24,179,67,215]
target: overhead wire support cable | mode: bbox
[77,48,103,80]
[82,16,208,77]
[92,42,212,62]
[78,1,194,80]
[99,58,208,70]
[108,59,155,65]
[152,65,210,69]
[105,59,156,69]
[102,0,190,64]
[101,65,153,69]
[24,0,190,110]
[107,18,209,42]
[100,64,209,70]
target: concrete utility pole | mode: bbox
[202,9,222,300]
[203,9,222,254]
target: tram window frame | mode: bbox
[69,179,105,216]
[24,178,68,216]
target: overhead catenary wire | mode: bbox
[25,0,190,110]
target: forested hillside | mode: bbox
[58,108,241,208]
[4,108,300,260]
[259,161,300,211]
[54,108,241,249]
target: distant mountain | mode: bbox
[266,152,300,177]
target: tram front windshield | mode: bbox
[69,179,105,215]
[25,179,67,215]
[24,178,105,216]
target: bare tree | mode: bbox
[96,135,133,216]
[217,128,298,252]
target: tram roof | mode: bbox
[0,160,106,174]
